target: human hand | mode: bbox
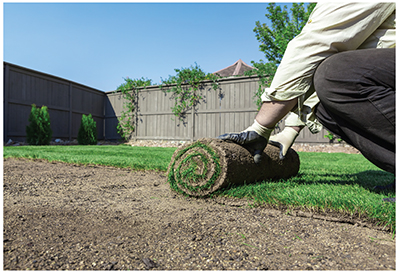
[269,127,299,160]
[217,120,273,164]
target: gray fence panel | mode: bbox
[48,109,70,138]
[104,92,121,140]
[3,62,105,142]
[4,62,332,144]
[6,103,32,138]
[104,76,332,143]
[135,86,192,141]
[70,84,105,139]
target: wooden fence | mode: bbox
[3,62,105,142]
[105,76,330,143]
[3,62,331,144]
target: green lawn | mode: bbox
[217,152,395,232]
[3,145,395,232]
[3,145,176,171]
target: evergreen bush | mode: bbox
[26,104,53,145]
[78,114,97,145]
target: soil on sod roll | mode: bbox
[3,157,395,270]
[168,138,300,196]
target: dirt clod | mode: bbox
[3,157,394,270]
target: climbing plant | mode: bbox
[160,63,220,121]
[244,61,276,108]
[115,77,151,140]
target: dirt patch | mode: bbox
[3,157,394,270]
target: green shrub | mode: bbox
[78,114,97,145]
[324,131,342,143]
[26,104,53,145]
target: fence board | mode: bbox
[4,62,333,144]
[3,62,105,142]
[109,76,329,143]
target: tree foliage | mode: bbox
[255,2,316,65]
[245,2,317,107]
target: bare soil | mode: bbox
[3,151,395,270]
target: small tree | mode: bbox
[78,114,97,145]
[26,104,53,145]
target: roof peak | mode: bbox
[213,59,254,77]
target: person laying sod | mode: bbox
[218,3,395,197]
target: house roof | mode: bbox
[213,59,254,77]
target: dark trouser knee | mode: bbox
[314,49,395,174]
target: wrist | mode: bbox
[243,120,274,139]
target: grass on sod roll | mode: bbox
[3,145,395,232]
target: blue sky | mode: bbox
[4,2,286,92]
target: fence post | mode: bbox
[134,89,139,141]
[103,93,106,140]
[3,63,10,142]
[69,82,73,141]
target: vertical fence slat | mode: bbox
[4,62,105,142]
[4,62,331,144]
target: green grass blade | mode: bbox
[3,147,395,231]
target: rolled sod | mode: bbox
[167,138,300,196]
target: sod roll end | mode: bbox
[167,138,300,196]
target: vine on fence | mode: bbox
[159,63,220,121]
[243,61,275,109]
[116,77,151,140]
[243,61,287,132]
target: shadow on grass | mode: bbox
[212,170,395,232]
[293,170,394,189]
[216,170,395,197]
